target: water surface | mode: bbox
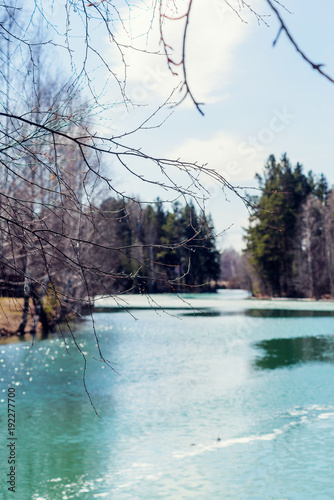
[1,291,334,499]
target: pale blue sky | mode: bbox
[43,0,334,250]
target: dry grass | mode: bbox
[0,297,40,338]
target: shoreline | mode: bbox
[1,290,334,341]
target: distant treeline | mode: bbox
[223,154,334,299]
[93,198,221,294]
[0,196,221,300]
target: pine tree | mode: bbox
[245,154,317,296]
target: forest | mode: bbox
[222,154,334,300]
[3,149,333,338]
[94,198,221,295]
[0,181,221,334]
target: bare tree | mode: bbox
[292,190,334,300]
[324,191,334,297]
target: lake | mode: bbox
[1,290,334,499]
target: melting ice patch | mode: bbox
[173,428,285,458]
[318,413,334,419]
[174,404,334,459]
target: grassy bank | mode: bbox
[0,297,42,340]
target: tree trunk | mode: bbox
[31,284,50,338]
[18,281,30,335]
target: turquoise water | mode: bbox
[1,291,334,499]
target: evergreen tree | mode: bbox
[94,197,220,293]
[245,154,321,296]
[157,205,183,284]
[179,203,220,290]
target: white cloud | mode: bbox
[168,130,262,185]
[107,1,257,107]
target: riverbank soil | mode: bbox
[0,297,40,339]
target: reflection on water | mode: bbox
[246,308,334,318]
[181,308,334,318]
[254,335,334,370]
[181,310,231,317]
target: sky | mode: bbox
[41,0,334,251]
